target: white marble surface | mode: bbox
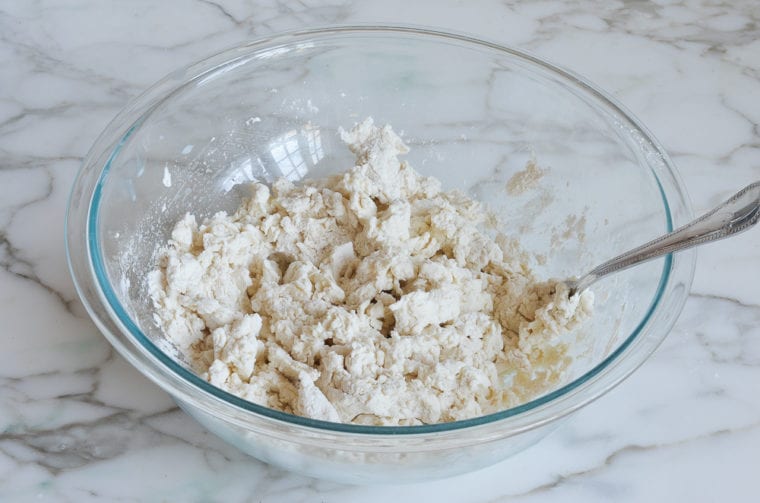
[1,0,759,501]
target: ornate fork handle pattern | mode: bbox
[568,181,760,296]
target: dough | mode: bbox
[148,118,593,425]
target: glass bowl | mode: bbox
[66,26,695,483]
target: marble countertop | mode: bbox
[2,1,759,501]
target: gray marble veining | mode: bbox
[1,1,759,501]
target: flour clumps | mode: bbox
[506,159,545,195]
[148,118,593,426]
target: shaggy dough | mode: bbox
[148,118,593,425]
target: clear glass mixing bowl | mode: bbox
[66,26,695,483]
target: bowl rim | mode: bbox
[68,24,695,437]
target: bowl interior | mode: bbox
[92,30,676,428]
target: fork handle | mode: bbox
[569,181,760,295]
